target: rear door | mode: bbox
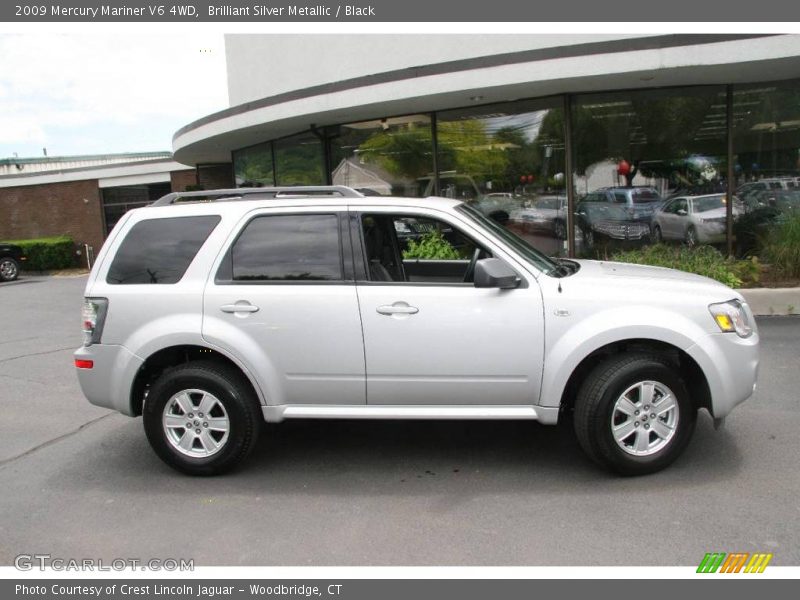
[202,207,366,406]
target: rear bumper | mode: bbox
[74,344,143,416]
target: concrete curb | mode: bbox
[738,287,800,316]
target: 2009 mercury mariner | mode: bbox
[74,186,759,476]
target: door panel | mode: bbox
[202,209,365,406]
[357,284,544,405]
[353,207,545,406]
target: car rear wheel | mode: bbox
[0,257,19,282]
[573,353,696,475]
[143,361,261,476]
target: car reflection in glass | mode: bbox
[576,201,651,248]
[652,194,741,246]
[509,195,568,239]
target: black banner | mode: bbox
[5,579,800,600]
[3,0,800,22]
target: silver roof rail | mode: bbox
[151,186,364,206]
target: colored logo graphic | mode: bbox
[697,552,773,573]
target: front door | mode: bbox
[353,208,545,406]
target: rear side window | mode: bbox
[632,189,661,203]
[613,192,628,204]
[107,216,220,284]
[228,214,342,282]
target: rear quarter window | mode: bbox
[106,216,220,284]
[632,190,661,203]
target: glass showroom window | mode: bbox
[570,86,728,257]
[330,115,433,197]
[436,99,567,257]
[233,141,274,187]
[274,131,325,186]
[732,81,800,282]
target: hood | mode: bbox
[568,259,740,301]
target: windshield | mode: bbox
[457,203,558,275]
[693,195,726,213]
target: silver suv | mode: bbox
[74,186,759,476]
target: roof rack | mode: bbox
[151,186,364,206]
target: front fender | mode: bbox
[539,305,711,409]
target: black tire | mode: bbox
[652,225,663,243]
[573,353,696,476]
[554,220,567,240]
[143,361,261,476]
[0,257,19,282]
[685,226,697,247]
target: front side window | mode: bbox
[230,214,342,282]
[107,216,220,284]
[361,213,488,284]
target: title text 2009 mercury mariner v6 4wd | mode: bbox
[74,186,759,476]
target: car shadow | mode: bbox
[50,409,743,498]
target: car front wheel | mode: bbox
[574,353,696,475]
[0,257,19,282]
[143,361,261,475]
[652,225,663,243]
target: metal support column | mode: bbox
[563,94,576,258]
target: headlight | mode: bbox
[709,300,753,338]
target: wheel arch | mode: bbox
[130,344,265,416]
[553,338,712,417]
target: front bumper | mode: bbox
[686,328,759,418]
[74,344,144,416]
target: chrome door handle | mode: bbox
[221,302,259,314]
[376,303,419,316]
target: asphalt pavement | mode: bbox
[0,275,798,566]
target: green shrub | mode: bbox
[402,231,460,260]
[610,244,759,288]
[760,214,800,279]
[5,236,75,271]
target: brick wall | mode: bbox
[0,179,105,261]
[170,169,198,191]
[197,164,234,190]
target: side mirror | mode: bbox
[474,258,520,289]
[677,209,688,216]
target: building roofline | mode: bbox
[173,34,771,143]
[0,151,172,166]
[0,157,191,182]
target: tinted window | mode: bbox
[107,216,220,284]
[632,189,661,203]
[231,214,342,281]
[613,192,628,204]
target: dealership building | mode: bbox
[4,34,800,258]
[168,33,800,257]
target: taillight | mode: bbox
[74,359,94,369]
[82,298,108,346]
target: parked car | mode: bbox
[509,195,568,239]
[575,201,651,248]
[75,186,759,477]
[652,194,741,245]
[0,243,27,282]
[579,186,664,223]
[419,173,523,223]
